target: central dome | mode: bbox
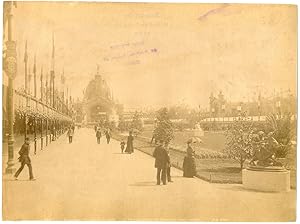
[84,74,111,101]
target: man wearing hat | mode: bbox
[14,137,35,180]
[96,127,102,144]
[153,139,169,185]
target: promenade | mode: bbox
[2,128,296,221]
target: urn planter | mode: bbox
[242,166,290,192]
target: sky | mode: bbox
[4,2,297,109]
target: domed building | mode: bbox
[82,67,121,126]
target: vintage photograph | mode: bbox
[2,1,297,221]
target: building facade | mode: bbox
[82,69,122,126]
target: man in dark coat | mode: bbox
[153,140,169,185]
[14,137,35,180]
[67,127,74,144]
[96,128,102,144]
[165,142,173,183]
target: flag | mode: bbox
[40,66,43,82]
[33,54,36,74]
[28,65,31,82]
[61,68,65,84]
[24,40,28,63]
[51,32,55,71]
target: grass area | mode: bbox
[141,129,226,151]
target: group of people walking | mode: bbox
[13,125,197,184]
[94,126,111,144]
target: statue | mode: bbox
[249,131,283,168]
[193,122,204,137]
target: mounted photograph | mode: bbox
[2,1,297,221]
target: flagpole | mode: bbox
[40,66,44,150]
[33,54,37,98]
[33,54,37,154]
[24,40,28,140]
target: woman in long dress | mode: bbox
[183,139,197,177]
[125,131,134,154]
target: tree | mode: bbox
[224,114,254,170]
[131,111,143,131]
[153,107,174,144]
[118,115,127,132]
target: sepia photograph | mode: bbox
[2,1,297,221]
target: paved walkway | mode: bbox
[2,128,296,221]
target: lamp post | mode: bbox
[4,2,17,173]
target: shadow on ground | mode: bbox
[217,185,282,194]
[129,181,157,187]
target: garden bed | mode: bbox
[112,131,296,188]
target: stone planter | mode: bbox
[242,166,290,192]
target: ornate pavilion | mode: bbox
[82,68,122,126]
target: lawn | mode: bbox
[140,129,227,157]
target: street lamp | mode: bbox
[4,2,17,174]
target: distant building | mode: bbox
[82,67,122,126]
[209,90,296,117]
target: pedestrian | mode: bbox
[120,141,126,153]
[105,128,111,144]
[183,139,197,178]
[14,137,35,181]
[67,127,74,143]
[165,142,173,183]
[124,131,134,154]
[96,128,102,144]
[94,125,97,132]
[153,140,169,185]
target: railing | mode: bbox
[201,115,297,123]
